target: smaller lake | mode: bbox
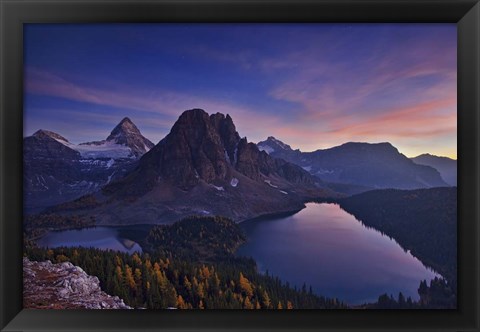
[237,203,441,305]
[37,227,144,254]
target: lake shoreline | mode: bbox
[237,202,441,305]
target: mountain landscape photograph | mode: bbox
[23,23,457,309]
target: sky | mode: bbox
[24,23,457,159]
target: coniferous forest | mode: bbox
[25,216,347,309]
[24,214,455,309]
[21,23,458,312]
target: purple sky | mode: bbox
[24,24,457,158]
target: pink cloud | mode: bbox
[261,97,456,154]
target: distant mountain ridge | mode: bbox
[49,109,337,225]
[24,118,153,213]
[411,154,457,186]
[257,137,448,190]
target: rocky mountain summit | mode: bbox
[23,257,131,309]
[51,109,337,225]
[258,136,298,159]
[129,109,316,191]
[81,117,155,157]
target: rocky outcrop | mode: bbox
[23,257,131,309]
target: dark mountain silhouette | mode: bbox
[50,109,338,225]
[257,137,448,190]
[411,154,457,186]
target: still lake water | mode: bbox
[237,203,440,305]
[37,226,143,254]
[37,203,440,305]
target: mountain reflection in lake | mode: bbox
[237,203,440,305]
[37,227,143,254]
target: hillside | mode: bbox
[411,154,457,186]
[337,187,457,283]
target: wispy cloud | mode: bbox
[24,24,457,158]
[24,67,284,143]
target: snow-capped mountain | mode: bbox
[258,136,293,154]
[51,117,155,159]
[78,117,155,158]
[24,118,153,213]
[257,136,301,161]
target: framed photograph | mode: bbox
[1,0,479,331]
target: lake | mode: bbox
[37,226,144,254]
[237,202,440,305]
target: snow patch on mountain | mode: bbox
[224,149,230,164]
[316,169,334,175]
[211,185,225,191]
[264,179,278,188]
[107,172,116,184]
[258,144,274,154]
[75,141,134,159]
[54,138,134,160]
[233,146,238,164]
[230,178,239,187]
[106,159,115,168]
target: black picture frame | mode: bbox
[1,0,479,331]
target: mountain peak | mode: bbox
[144,109,243,188]
[116,117,135,129]
[120,116,133,124]
[411,154,457,186]
[108,117,141,139]
[33,129,69,143]
[413,153,455,161]
[178,108,209,120]
[338,142,397,153]
[170,109,210,133]
[257,136,293,154]
[104,118,154,157]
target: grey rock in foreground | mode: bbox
[23,257,132,309]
